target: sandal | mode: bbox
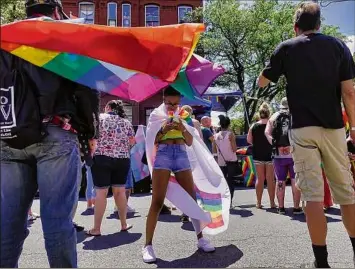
[256,204,263,209]
[85,230,101,237]
[121,224,133,232]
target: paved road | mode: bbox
[20,187,353,268]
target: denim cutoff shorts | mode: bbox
[153,144,191,173]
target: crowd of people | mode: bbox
[1,0,355,268]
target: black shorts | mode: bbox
[91,155,130,189]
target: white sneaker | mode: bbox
[142,245,156,263]
[197,238,215,253]
[127,205,136,213]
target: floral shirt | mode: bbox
[95,113,134,159]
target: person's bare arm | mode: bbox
[258,72,271,88]
[265,119,274,145]
[229,132,238,152]
[247,125,253,145]
[342,80,355,140]
[176,120,193,146]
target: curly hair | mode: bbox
[106,100,127,118]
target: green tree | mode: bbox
[1,0,26,24]
[188,0,347,132]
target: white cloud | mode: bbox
[345,35,355,55]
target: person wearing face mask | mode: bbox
[0,1,99,267]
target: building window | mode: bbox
[178,6,192,23]
[79,2,95,24]
[122,3,131,27]
[107,2,117,26]
[145,5,159,27]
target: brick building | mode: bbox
[62,0,202,125]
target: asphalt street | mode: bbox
[20,187,353,268]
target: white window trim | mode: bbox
[107,2,117,26]
[178,5,192,24]
[78,1,95,24]
[122,3,131,27]
[145,4,160,27]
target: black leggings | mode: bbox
[220,162,237,202]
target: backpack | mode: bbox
[0,56,47,149]
[271,110,291,148]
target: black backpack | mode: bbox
[271,110,291,148]
[0,57,47,149]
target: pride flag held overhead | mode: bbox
[1,18,206,101]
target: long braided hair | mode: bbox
[105,100,127,118]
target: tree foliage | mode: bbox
[187,0,347,132]
[1,0,26,24]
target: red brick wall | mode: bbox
[62,0,202,26]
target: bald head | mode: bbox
[201,116,212,127]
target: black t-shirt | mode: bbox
[251,123,272,162]
[263,33,355,129]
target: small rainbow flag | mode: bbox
[195,188,224,229]
[242,156,257,187]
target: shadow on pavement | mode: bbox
[81,208,94,216]
[156,244,243,268]
[82,232,142,250]
[290,213,341,223]
[237,204,257,209]
[230,208,254,218]
[325,207,341,216]
[106,212,141,220]
[77,231,86,244]
[181,221,195,232]
[158,214,182,223]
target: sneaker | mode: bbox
[278,207,286,215]
[180,214,189,223]
[197,238,215,253]
[293,208,303,215]
[73,222,85,232]
[142,245,156,263]
[127,205,136,213]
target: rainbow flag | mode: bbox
[242,156,257,187]
[1,18,205,101]
[195,188,224,229]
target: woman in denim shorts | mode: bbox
[142,87,215,263]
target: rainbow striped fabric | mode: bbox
[195,188,224,229]
[242,156,257,187]
[1,18,205,102]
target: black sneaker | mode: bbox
[293,208,303,215]
[180,214,189,223]
[278,207,286,215]
[160,204,171,215]
[73,222,84,232]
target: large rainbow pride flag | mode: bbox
[1,18,205,101]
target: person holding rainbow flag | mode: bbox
[143,86,230,263]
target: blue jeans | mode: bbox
[0,125,81,268]
[153,144,191,173]
[85,164,96,200]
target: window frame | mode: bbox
[145,4,160,27]
[107,2,118,26]
[78,1,95,24]
[122,3,131,27]
[178,5,192,24]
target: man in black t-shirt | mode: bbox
[258,2,355,268]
